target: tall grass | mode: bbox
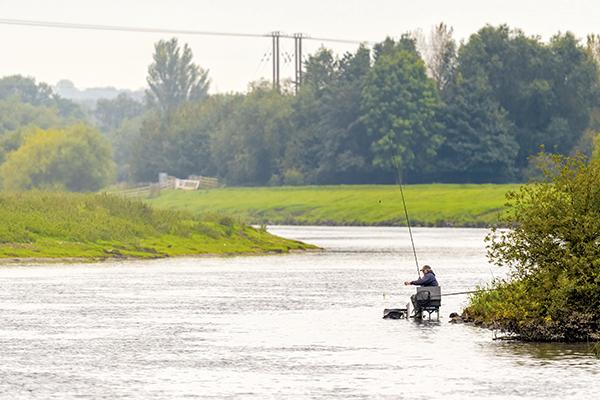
[0,191,310,259]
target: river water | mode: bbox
[0,226,598,399]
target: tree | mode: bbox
[312,45,374,183]
[422,23,457,94]
[130,96,226,182]
[436,73,518,182]
[362,36,443,179]
[0,124,115,191]
[146,38,210,115]
[95,93,144,133]
[0,97,64,134]
[212,83,292,185]
[0,75,82,119]
[457,26,600,170]
[466,154,600,341]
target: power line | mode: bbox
[0,18,372,45]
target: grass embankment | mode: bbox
[0,192,312,260]
[146,184,519,227]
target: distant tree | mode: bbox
[0,75,82,118]
[146,38,210,115]
[587,34,600,66]
[0,124,115,191]
[362,36,443,179]
[0,97,64,134]
[95,93,145,133]
[301,48,337,92]
[0,75,54,105]
[212,83,292,185]
[282,49,337,184]
[312,45,374,183]
[423,23,457,95]
[130,96,225,182]
[436,73,518,182]
[457,26,600,169]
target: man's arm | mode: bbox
[409,274,434,286]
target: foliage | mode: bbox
[95,93,144,133]
[435,72,518,182]
[0,75,82,119]
[465,154,600,341]
[422,23,457,94]
[130,96,223,182]
[212,83,292,185]
[285,46,375,184]
[457,26,600,170]
[0,124,115,191]
[146,38,210,116]
[146,184,516,227]
[361,35,443,178]
[0,191,311,259]
[0,97,65,134]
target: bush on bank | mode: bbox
[464,155,600,342]
[0,191,310,259]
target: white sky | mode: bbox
[1,0,599,93]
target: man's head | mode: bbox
[420,265,432,274]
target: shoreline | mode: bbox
[0,247,322,265]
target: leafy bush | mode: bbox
[464,154,600,341]
[0,124,115,191]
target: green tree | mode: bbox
[130,96,225,182]
[466,154,600,341]
[0,124,115,191]
[435,73,518,182]
[0,97,64,134]
[95,93,144,133]
[0,75,82,118]
[362,36,443,179]
[146,38,210,115]
[312,46,374,183]
[457,26,600,170]
[213,83,292,185]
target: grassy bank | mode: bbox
[0,192,312,260]
[145,184,519,227]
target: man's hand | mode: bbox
[404,281,411,285]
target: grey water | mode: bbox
[0,226,597,399]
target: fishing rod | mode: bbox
[393,158,420,278]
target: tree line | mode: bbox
[1,24,600,191]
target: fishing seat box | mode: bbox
[415,286,441,308]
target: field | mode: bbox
[0,191,312,260]
[146,184,520,227]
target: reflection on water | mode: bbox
[0,226,597,399]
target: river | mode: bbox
[0,226,598,399]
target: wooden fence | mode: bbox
[113,175,220,199]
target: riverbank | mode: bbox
[0,192,313,261]
[145,184,519,227]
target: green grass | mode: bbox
[145,184,520,227]
[0,191,313,260]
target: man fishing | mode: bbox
[404,265,439,317]
[404,265,438,287]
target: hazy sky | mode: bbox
[1,0,599,93]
